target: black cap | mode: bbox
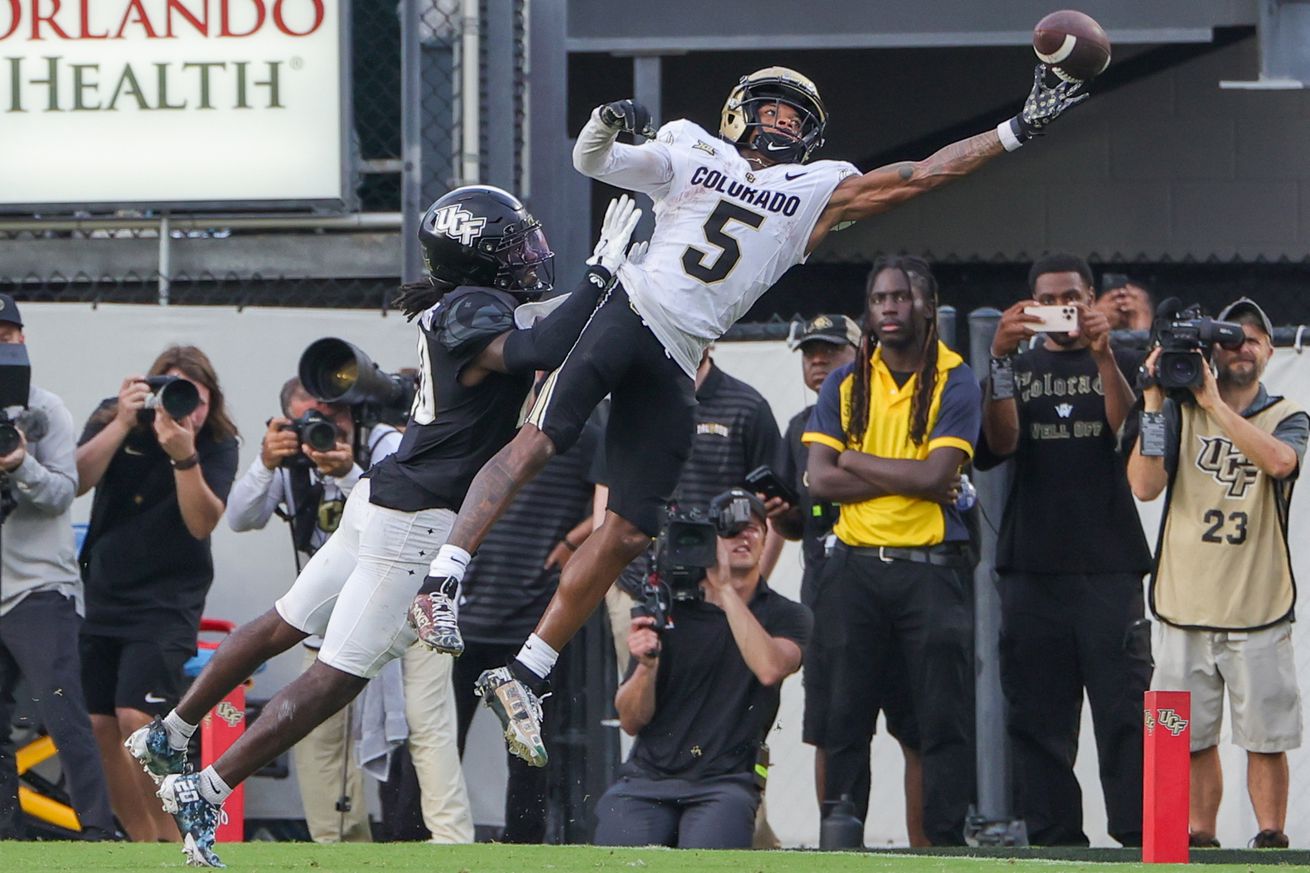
[0,294,22,328]
[786,313,860,351]
[1217,297,1274,338]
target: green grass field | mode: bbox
[2,843,1308,873]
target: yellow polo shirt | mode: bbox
[801,341,979,547]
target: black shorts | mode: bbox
[526,284,696,536]
[80,632,193,716]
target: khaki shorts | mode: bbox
[1151,621,1302,753]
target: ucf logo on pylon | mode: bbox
[1145,707,1189,737]
[432,205,487,247]
[1196,435,1259,499]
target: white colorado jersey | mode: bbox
[583,119,858,377]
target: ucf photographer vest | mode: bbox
[1152,396,1302,630]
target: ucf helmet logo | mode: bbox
[431,204,487,247]
[1196,435,1259,499]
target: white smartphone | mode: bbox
[1024,304,1079,333]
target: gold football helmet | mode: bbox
[720,67,828,164]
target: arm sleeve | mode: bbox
[572,108,675,195]
[225,457,282,531]
[501,267,611,374]
[10,394,77,516]
[801,368,849,453]
[926,365,982,458]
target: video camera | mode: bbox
[631,490,765,633]
[0,343,45,457]
[298,338,416,428]
[1151,299,1245,392]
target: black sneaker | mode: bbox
[1188,830,1220,848]
[1251,829,1289,849]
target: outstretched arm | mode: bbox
[466,196,642,380]
[808,65,1088,252]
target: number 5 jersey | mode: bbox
[575,114,858,377]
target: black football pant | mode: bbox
[818,545,975,846]
[0,592,115,838]
[453,640,548,843]
[999,572,1151,847]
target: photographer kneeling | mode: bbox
[593,490,812,849]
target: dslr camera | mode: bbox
[278,410,340,468]
[140,375,201,421]
[298,338,417,428]
[631,490,764,632]
[1152,302,1244,391]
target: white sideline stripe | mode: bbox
[1035,33,1076,64]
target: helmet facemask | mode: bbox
[742,91,825,165]
[483,219,555,300]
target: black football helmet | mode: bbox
[720,67,828,165]
[418,185,555,298]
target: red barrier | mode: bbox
[1143,690,1190,863]
[197,619,245,843]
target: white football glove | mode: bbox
[586,194,643,275]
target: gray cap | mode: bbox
[1217,297,1273,338]
[0,294,22,328]
[786,313,861,351]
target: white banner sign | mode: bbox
[0,0,345,207]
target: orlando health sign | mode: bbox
[0,0,347,208]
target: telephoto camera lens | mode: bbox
[143,375,201,420]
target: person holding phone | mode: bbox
[74,346,239,843]
[979,253,1150,846]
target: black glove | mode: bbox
[599,99,656,140]
[1008,63,1090,143]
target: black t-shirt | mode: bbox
[627,582,811,781]
[597,363,783,592]
[778,405,838,567]
[78,404,239,644]
[459,414,601,645]
[367,286,533,513]
[977,344,1152,575]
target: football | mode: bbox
[1032,10,1112,82]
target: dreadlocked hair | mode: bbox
[394,276,458,322]
[845,255,941,448]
